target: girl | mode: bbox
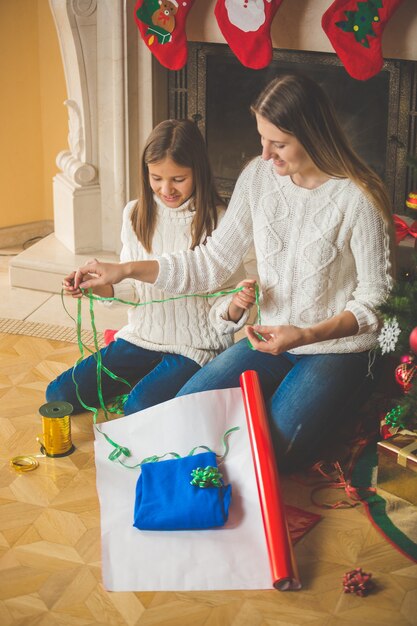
[72,74,394,470]
[46,119,254,415]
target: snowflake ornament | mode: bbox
[377,317,401,354]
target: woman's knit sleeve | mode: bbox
[345,195,393,334]
[154,162,256,294]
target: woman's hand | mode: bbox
[61,261,115,298]
[73,259,126,291]
[246,311,360,354]
[72,258,159,289]
[246,324,310,354]
[227,279,257,323]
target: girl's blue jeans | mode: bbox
[176,338,378,471]
[45,338,201,416]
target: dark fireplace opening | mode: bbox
[167,43,417,213]
[206,56,389,183]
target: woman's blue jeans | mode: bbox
[46,338,201,415]
[176,338,377,471]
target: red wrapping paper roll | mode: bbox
[240,370,301,590]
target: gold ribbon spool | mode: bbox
[38,401,75,457]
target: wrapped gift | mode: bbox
[394,215,417,274]
[133,451,232,531]
[377,433,417,505]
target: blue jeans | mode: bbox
[177,339,377,471]
[46,338,201,415]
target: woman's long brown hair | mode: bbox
[131,119,224,252]
[252,73,395,271]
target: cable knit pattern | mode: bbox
[155,157,393,354]
[104,197,247,366]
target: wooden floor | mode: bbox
[0,332,416,626]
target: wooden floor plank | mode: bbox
[0,332,416,625]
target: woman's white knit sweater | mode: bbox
[107,197,247,366]
[155,157,393,354]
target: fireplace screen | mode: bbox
[168,43,415,211]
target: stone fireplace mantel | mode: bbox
[10,0,417,293]
[10,0,153,292]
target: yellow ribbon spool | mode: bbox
[38,401,75,457]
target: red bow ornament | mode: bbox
[393,214,417,244]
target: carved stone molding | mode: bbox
[64,99,84,161]
[56,152,97,186]
[56,98,97,185]
[71,0,97,18]
[11,0,152,285]
[50,0,97,170]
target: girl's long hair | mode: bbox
[252,73,395,266]
[131,119,223,252]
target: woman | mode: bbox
[74,74,394,470]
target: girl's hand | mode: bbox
[227,279,257,323]
[62,270,85,298]
[246,324,309,355]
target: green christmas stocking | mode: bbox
[134,0,195,70]
[322,0,404,81]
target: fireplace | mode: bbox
[167,43,417,212]
[9,1,417,293]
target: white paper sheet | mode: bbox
[94,387,272,591]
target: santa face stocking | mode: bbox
[215,0,284,70]
[322,0,404,81]
[134,0,195,70]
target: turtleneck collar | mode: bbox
[153,194,195,218]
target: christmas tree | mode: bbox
[336,0,383,48]
[377,155,417,432]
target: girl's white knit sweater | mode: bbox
[107,197,247,366]
[155,157,393,354]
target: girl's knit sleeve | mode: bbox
[345,194,393,334]
[154,161,256,294]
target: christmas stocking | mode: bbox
[322,0,404,81]
[215,0,284,70]
[134,0,195,70]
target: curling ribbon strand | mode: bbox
[64,292,133,459]
[109,426,240,470]
[79,285,246,307]
[247,283,264,349]
[62,284,249,465]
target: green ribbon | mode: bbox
[80,285,246,307]
[61,290,133,457]
[62,285,246,466]
[104,426,240,471]
[247,283,264,349]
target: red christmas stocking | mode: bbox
[215,0,284,70]
[322,0,404,81]
[134,0,195,70]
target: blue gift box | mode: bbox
[133,451,232,531]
